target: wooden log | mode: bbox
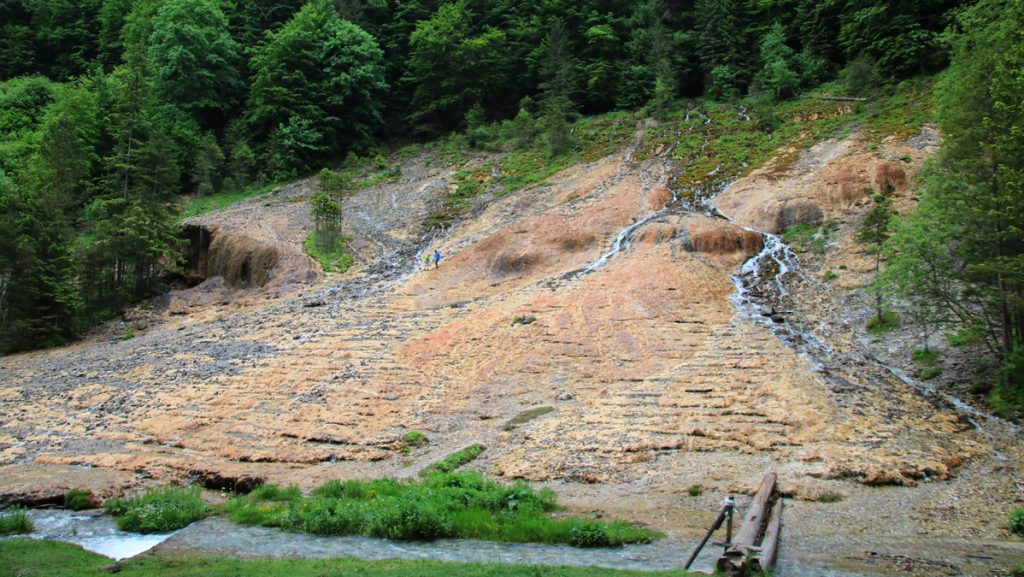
[717,473,776,576]
[751,498,783,574]
[685,504,730,570]
[797,94,869,102]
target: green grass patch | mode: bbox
[686,484,702,497]
[227,471,659,547]
[303,231,353,273]
[425,444,487,475]
[425,111,637,229]
[866,310,900,334]
[180,183,277,219]
[911,348,939,365]
[503,407,554,431]
[104,486,210,533]
[0,538,702,577]
[781,221,836,254]
[511,315,537,326]
[64,488,97,511]
[912,348,941,380]
[0,506,33,536]
[823,269,838,281]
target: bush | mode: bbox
[404,431,428,448]
[106,486,210,533]
[64,489,97,511]
[867,310,900,334]
[1011,564,1024,577]
[0,507,33,536]
[687,484,702,497]
[1009,508,1024,535]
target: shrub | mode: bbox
[64,489,97,511]
[867,310,900,334]
[0,507,33,536]
[1010,508,1024,535]
[918,367,942,380]
[107,486,210,533]
[1011,564,1024,577]
[404,431,428,448]
[687,484,703,497]
[822,269,838,281]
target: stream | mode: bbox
[10,509,881,577]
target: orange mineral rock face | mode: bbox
[0,127,1004,547]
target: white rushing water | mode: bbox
[18,509,176,560]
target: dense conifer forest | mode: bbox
[0,0,1021,411]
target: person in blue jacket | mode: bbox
[433,249,442,269]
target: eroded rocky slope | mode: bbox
[1,114,1021,574]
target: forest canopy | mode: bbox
[0,0,1012,383]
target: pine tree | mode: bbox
[539,19,578,156]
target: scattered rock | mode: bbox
[100,562,122,573]
[555,392,574,401]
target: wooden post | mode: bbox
[717,473,777,576]
[684,501,730,570]
[752,499,783,574]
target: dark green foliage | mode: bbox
[0,0,1010,355]
[247,0,387,176]
[1010,508,1024,535]
[227,471,658,546]
[539,19,579,156]
[0,507,33,536]
[687,484,702,497]
[148,0,242,128]
[64,489,97,511]
[105,485,210,533]
[880,0,1024,408]
[0,178,82,352]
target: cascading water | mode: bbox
[575,104,1015,444]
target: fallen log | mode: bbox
[717,473,776,576]
[751,498,783,574]
[797,94,869,102]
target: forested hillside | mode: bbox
[0,0,1022,413]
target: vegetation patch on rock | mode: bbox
[227,471,658,547]
[104,486,210,533]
